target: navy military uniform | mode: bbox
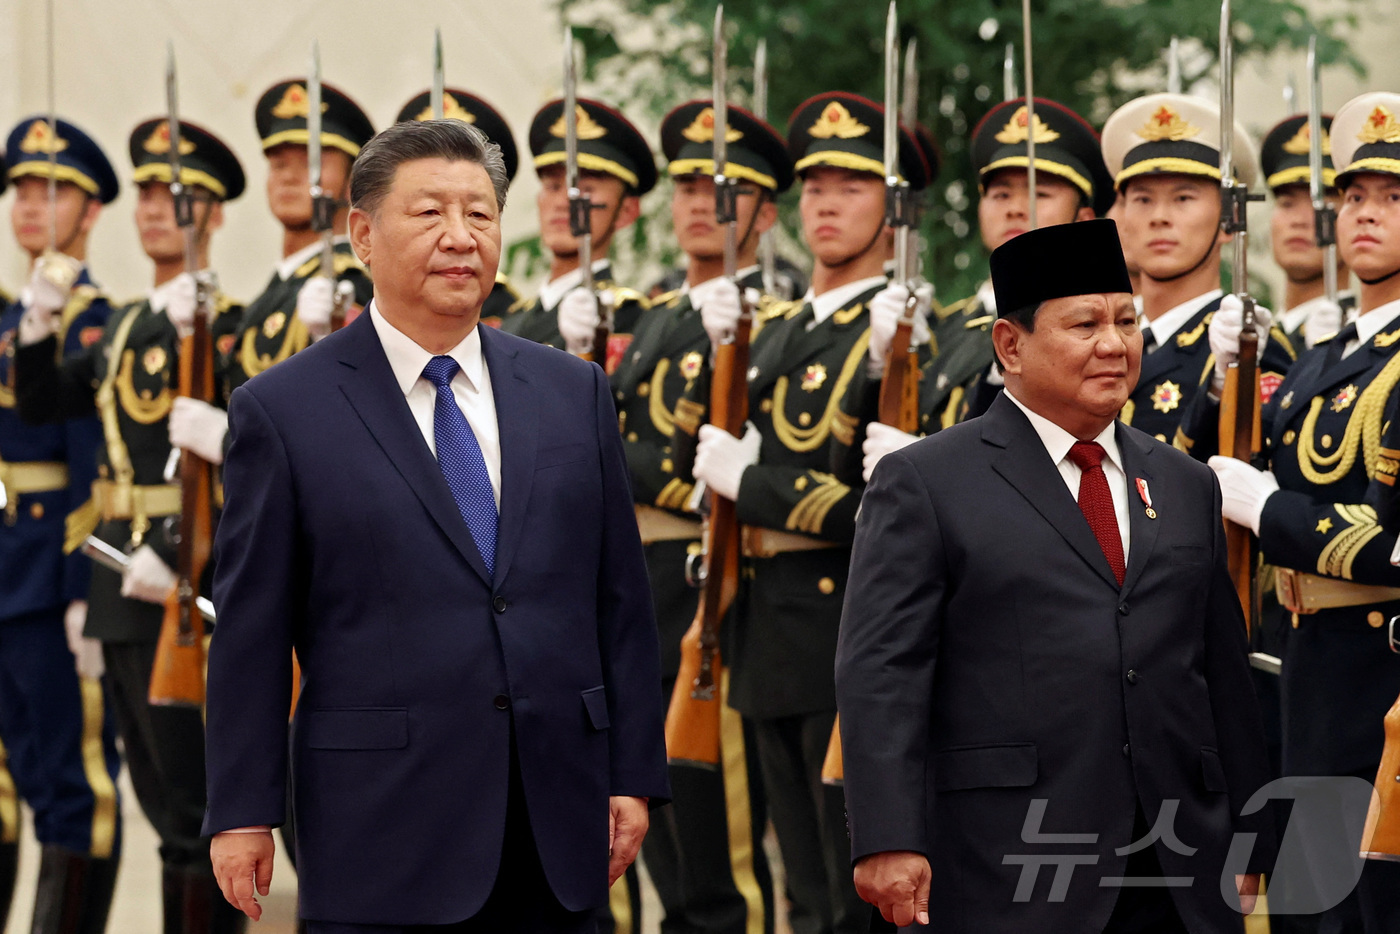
[0,116,122,934]
[501,98,657,374]
[611,99,797,934]
[17,117,249,934]
[1181,93,1400,932]
[395,89,521,328]
[227,79,375,393]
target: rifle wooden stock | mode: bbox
[822,715,844,784]
[665,310,751,768]
[1217,319,1262,636]
[149,304,213,708]
[1361,689,1400,861]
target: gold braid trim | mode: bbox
[78,678,118,858]
[940,386,966,431]
[655,477,693,511]
[94,308,142,487]
[1120,399,1136,426]
[0,741,17,843]
[1317,504,1383,580]
[831,409,857,446]
[647,359,676,437]
[1297,351,1400,485]
[770,331,871,453]
[1376,446,1400,487]
[114,347,173,424]
[239,314,309,379]
[64,497,101,554]
[785,471,851,535]
[674,397,706,437]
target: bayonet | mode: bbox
[1167,36,1182,94]
[46,0,58,254]
[713,5,737,282]
[431,27,445,120]
[882,2,913,287]
[308,41,352,328]
[1284,72,1298,116]
[1308,35,1339,305]
[563,27,593,296]
[753,38,781,297]
[902,36,922,283]
[1004,42,1017,102]
[165,44,197,271]
[1022,0,1037,229]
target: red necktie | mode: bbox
[1067,441,1125,586]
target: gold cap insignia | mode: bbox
[1359,105,1400,145]
[143,121,196,156]
[1281,122,1331,156]
[681,107,742,144]
[271,84,328,121]
[549,105,607,141]
[1138,105,1200,143]
[994,106,1060,145]
[809,102,869,140]
[414,93,477,124]
[19,119,68,155]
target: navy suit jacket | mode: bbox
[835,394,1275,934]
[202,312,669,925]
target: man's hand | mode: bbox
[558,287,602,356]
[296,276,335,340]
[63,600,104,680]
[863,422,919,483]
[1209,294,1273,392]
[120,545,177,605]
[608,796,649,886]
[1208,456,1280,535]
[211,830,275,921]
[168,397,229,465]
[867,283,932,376]
[1236,873,1261,915]
[853,850,931,927]
[694,422,761,501]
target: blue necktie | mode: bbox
[422,355,497,577]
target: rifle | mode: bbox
[308,41,355,332]
[148,46,212,708]
[32,0,78,299]
[665,5,753,769]
[563,28,616,367]
[431,28,445,120]
[1216,0,1265,636]
[1167,36,1183,94]
[1307,36,1339,307]
[1360,682,1400,860]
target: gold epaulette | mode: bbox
[58,285,101,341]
[935,295,975,322]
[1176,320,1206,347]
[609,285,650,309]
[964,314,994,330]
[653,288,683,308]
[494,271,520,300]
[213,292,241,317]
[293,250,366,280]
[1272,326,1298,362]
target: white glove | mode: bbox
[1209,295,1273,392]
[168,396,228,465]
[698,279,743,347]
[862,422,920,483]
[296,276,335,340]
[64,600,104,680]
[160,272,199,338]
[1208,456,1280,535]
[694,421,762,502]
[867,283,932,375]
[1303,299,1344,351]
[121,545,178,605]
[558,287,602,356]
[17,253,83,346]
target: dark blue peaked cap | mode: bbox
[6,116,119,204]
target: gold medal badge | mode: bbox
[1151,381,1182,414]
[263,311,288,339]
[679,351,704,381]
[801,363,828,392]
[1332,384,1359,413]
[142,345,168,376]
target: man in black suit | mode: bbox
[835,220,1274,933]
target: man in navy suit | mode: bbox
[835,220,1275,933]
[203,118,669,933]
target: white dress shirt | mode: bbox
[1141,289,1222,350]
[1004,389,1131,561]
[803,275,890,330]
[370,301,502,509]
[1341,298,1400,360]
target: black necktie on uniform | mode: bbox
[1140,326,1157,353]
[1323,322,1359,371]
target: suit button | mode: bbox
[1126,670,1139,685]
[1123,744,1130,758]
[493,596,507,613]
[493,695,509,711]
[1118,603,1129,616]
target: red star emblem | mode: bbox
[1372,108,1388,128]
[1154,106,1175,126]
[702,112,714,129]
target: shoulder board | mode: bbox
[493,272,520,300]
[653,288,683,308]
[506,295,536,316]
[1375,327,1400,349]
[293,251,366,280]
[1314,328,1342,346]
[1176,321,1206,347]
[833,303,867,326]
[936,295,975,321]
[964,314,995,331]
[762,299,801,322]
[213,292,242,317]
[61,284,101,326]
[610,286,649,309]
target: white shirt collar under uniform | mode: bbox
[536,258,611,313]
[275,235,350,282]
[803,275,889,330]
[1142,289,1221,349]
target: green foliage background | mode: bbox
[535,0,1363,301]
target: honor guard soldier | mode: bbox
[16,118,248,934]
[501,98,654,371]
[1261,114,1354,352]
[611,98,790,934]
[1180,91,1400,932]
[395,89,522,327]
[838,96,1110,483]
[0,115,122,934]
[1102,93,1292,444]
[674,91,930,934]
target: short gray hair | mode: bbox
[349,119,509,216]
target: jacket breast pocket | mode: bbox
[303,707,409,750]
[1200,746,1228,793]
[934,742,1038,791]
[582,686,610,730]
[537,442,590,471]
[1170,544,1211,566]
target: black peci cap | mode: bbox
[991,218,1133,315]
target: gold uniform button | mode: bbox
[1322,434,1333,448]
[760,398,773,413]
[627,432,639,442]
[795,476,809,491]
[661,458,673,472]
[637,382,650,397]
[1369,611,1385,628]
[1282,429,1297,445]
[29,502,43,520]
[818,577,835,595]
[799,412,812,427]
[1292,614,1301,629]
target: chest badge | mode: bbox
[680,351,704,381]
[142,345,167,376]
[1136,477,1156,520]
[1331,383,1358,413]
[263,310,287,339]
[801,362,828,392]
[1151,380,1182,414]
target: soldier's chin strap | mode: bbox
[1360,265,1400,286]
[823,212,889,271]
[52,195,90,257]
[1143,233,1218,285]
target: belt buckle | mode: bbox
[1277,568,1303,614]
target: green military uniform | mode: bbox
[15,116,250,934]
[228,79,375,393]
[395,89,522,329]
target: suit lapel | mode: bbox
[1116,427,1159,597]
[480,325,538,588]
[983,396,1121,591]
[335,314,493,586]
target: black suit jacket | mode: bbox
[835,393,1274,934]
